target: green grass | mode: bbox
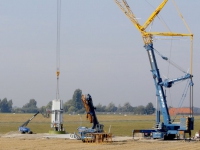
[0,113,200,136]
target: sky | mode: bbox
[0,0,199,108]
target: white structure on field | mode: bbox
[51,99,64,131]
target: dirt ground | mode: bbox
[0,132,200,150]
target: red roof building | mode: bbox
[169,107,192,116]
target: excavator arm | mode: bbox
[81,94,99,129]
[78,94,104,142]
[77,94,109,142]
[81,95,92,123]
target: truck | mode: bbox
[19,111,39,134]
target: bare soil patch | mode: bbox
[1,132,200,150]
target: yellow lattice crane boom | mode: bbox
[114,0,193,44]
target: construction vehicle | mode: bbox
[78,94,104,142]
[19,111,39,134]
[114,0,194,139]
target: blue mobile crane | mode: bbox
[78,94,104,142]
[114,0,194,139]
[136,44,194,139]
[19,111,39,134]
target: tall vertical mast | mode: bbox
[56,0,61,100]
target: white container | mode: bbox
[51,99,64,131]
[52,99,63,110]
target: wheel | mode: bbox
[164,134,175,140]
[28,131,33,134]
[21,131,25,134]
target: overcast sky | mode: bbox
[0,0,199,108]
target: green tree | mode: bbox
[95,103,106,112]
[63,99,73,112]
[105,102,117,112]
[117,104,122,112]
[39,101,52,117]
[145,102,155,114]
[62,89,84,113]
[22,99,37,109]
[0,98,13,113]
[71,89,83,110]
[22,99,38,113]
[135,105,146,114]
[46,101,52,110]
[39,106,46,113]
[122,102,134,112]
[68,106,76,113]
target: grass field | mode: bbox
[0,113,200,137]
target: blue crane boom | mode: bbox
[145,43,171,124]
[159,73,192,88]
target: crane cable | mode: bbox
[171,0,194,116]
[171,79,190,122]
[145,0,172,32]
[171,0,193,74]
[153,48,187,74]
[56,0,61,100]
[166,39,173,107]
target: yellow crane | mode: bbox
[114,0,193,44]
[114,0,194,139]
[114,0,193,73]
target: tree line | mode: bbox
[0,89,155,114]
